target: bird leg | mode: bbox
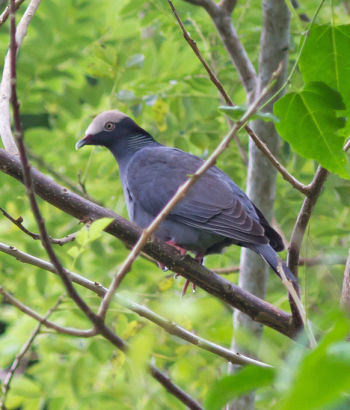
[180,253,205,297]
[157,240,187,271]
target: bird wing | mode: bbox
[126,146,268,246]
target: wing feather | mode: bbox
[126,146,268,246]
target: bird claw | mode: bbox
[157,262,169,272]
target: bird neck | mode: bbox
[109,131,159,172]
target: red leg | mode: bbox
[157,241,187,273]
[166,240,187,256]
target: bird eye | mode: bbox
[104,121,115,131]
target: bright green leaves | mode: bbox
[274,24,350,179]
[300,25,350,104]
[278,314,350,410]
[274,82,348,178]
[68,217,114,260]
[205,366,275,410]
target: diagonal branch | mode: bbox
[0,0,25,27]
[184,0,257,96]
[0,149,297,339]
[0,0,42,154]
[0,241,270,367]
[287,167,329,279]
[9,0,125,350]
[0,206,76,245]
[150,365,202,410]
[218,0,237,14]
[0,295,65,410]
[0,287,96,337]
[168,0,308,195]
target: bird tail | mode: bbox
[253,244,298,287]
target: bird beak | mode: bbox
[75,135,91,150]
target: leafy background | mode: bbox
[0,0,350,409]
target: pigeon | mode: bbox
[76,110,297,293]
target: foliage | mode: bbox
[0,0,349,409]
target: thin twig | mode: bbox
[0,0,25,27]
[28,148,101,204]
[9,0,125,350]
[287,167,329,279]
[0,295,65,410]
[97,68,283,320]
[149,364,203,410]
[0,287,96,337]
[244,126,310,195]
[0,241,271,368]
[168,0,308,195]
[278,263,317,348]
[0,206,76,245]
[0,149,297,339]
[184,0,257,95]
[0,0,42,154]
[260,0,327,111]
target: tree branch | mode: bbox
[149,364,203,410]
[0,150,297,339]
[0,295,65,410]
[0,241,271,368]
[0,0,42,154]
[0,287,96,337]
[0,0,25,27]
[0,206,76,245]
[169,0,307,195]
[27,148,101,204]
[9,0,125,350]
[287,167,329,279]
[218,0,237,15]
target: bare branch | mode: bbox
[287,167,329,279]
[0,0,25,27]
[0,206,76,245]
[150,364,203,410]
[28,148,101,204]
[0,0,42,154]
[278,264,317,348]
[0,287,96,337]
[169,0,306,194]
[9,0,125,351]
[0,242,272,367]
[0,149,297,338]
[244,126,310,195]
[218,0,237,15]
[97,74,282,321]
[184,0,257,96]
[0,295,65,410]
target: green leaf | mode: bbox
[88,217,114,242]
[274,82,349,178]
[300,25,350,106]
[204,366,275,410]
[279,317,350,410]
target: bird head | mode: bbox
[75,110,137,150]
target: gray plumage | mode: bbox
[76,110,296,284]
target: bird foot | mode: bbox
[166,240,187,256]
[157,241,187,272]
[180,253,203,297]
[157,262,169,272]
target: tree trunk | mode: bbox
[229,1,290,409]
